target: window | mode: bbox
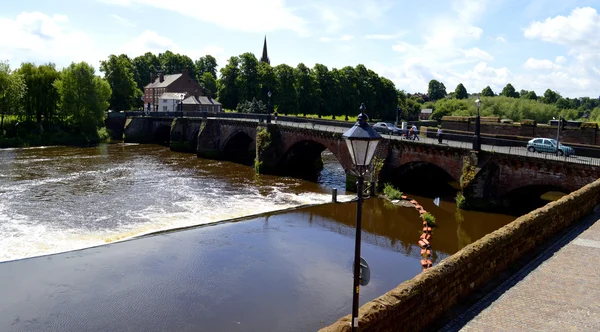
[533,139,542,144]
[163,106,167,111]
[543,140,552,146]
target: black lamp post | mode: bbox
[267,90,272,124]
[342,103,382,332]
[473,97,481,151]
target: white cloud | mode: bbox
[523,58,561,70]
[319,35,354,42]
[461,47,494,61]
[364,32,405,40]
[524,7,600,49]
[121,30,176,56]
[0,12,99,69]
[522,7,600,96]
[109,14,135,27]
[495,36,507,42]
[99,0,309,36]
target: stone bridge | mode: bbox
[123,116,600,209]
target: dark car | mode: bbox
[373,122,403,135]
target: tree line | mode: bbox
[409,79,600,124]
[0,60,110,146]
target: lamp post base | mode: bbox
[472,135,481,151]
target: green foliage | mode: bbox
[54,62,111,136]
[195,55,218,80]
[237,98,266,113]
[581,122,599,129]
[422,212,436,226]
[200,72,217,97]
[100,54,142,111]
[455,192,467,209]
[16,63,60,125]
[481,86,495,97]
[275,64,298,115]
[0,61,27,130]
[543,89,560,104]
[132,52,160,91]
[427,79,447,101]
[218,56,241,110]
[369,157,385,183]
[459,157,477,189]
[454,83,468,99]
[383,183,404,200]
[237,52,260,102]
[500,83,519,98]
[522,90,538,100]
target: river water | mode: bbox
[0,143,516,331]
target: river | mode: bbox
[0,143,516,331]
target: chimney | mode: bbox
[150,72,157,84]
[158,71,164,83]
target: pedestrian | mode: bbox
[274,111,278,123]
[411,124,420,140]
[408,127,414,140]
[437,127,443,144]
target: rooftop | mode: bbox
[145,74,182,88]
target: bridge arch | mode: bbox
[153,125,171,145]
[278,139,336,180]
[221,130,255,165]
[389,161,459,197]
[500,184,570,215]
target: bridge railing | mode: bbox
[429,131,600,166]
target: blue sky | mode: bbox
[1,0,600,97]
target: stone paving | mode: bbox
[439,208,600,332]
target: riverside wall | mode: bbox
[321,178,600,332]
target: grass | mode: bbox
[383,183,404,200]
[221,109,358,122]
[422,212,436,226]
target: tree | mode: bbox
[294,63,318,116]
[454,83,468,99]
[158,51,197,79]
[274,64,298,115]
[16,62,60,125]
[236,97,266,113]
[313,64,337,118]
[132,52,160,91]
[195,55,218,80]
[481,86,495,97]
[0,61,27,130]
[257,62,276,104]
[200,72,217,98]
[339,66,359,120]
[217,56,240,110]
[521,91,538,100]
[54,62,111,136]
[236,52,260,102]
[100,54,142,112]
[500,83,519,98]
[556,97,570,110]
[427,79,447,101]
[543,89,561,104]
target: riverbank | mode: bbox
[0,128,110,148]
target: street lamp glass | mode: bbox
[268,91,272,98]
[342,110,382,169]
[475,98,481,107]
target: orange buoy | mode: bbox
[423,226,432,233]
[419,210,427,214]
[420,248,431,256]
[420,233,431,240]
[418,239,430,248]
[414,205,423,210]
[422,221,428,227]
[401,195,407,199]
[420,259,432,268]
[409,200,418,204]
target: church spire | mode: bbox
[260,35,270,65]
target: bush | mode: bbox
[455,192,467,209]
[383,183,403,200]
[422,212,436,226]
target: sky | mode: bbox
[1,0,600,98]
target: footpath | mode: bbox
[439,208,600,331]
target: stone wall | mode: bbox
[320,179,600,332]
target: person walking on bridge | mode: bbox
[411,124,420,140]
[437,127,443,144]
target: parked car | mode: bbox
[526,138,575,156]
[373,122,403,135]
